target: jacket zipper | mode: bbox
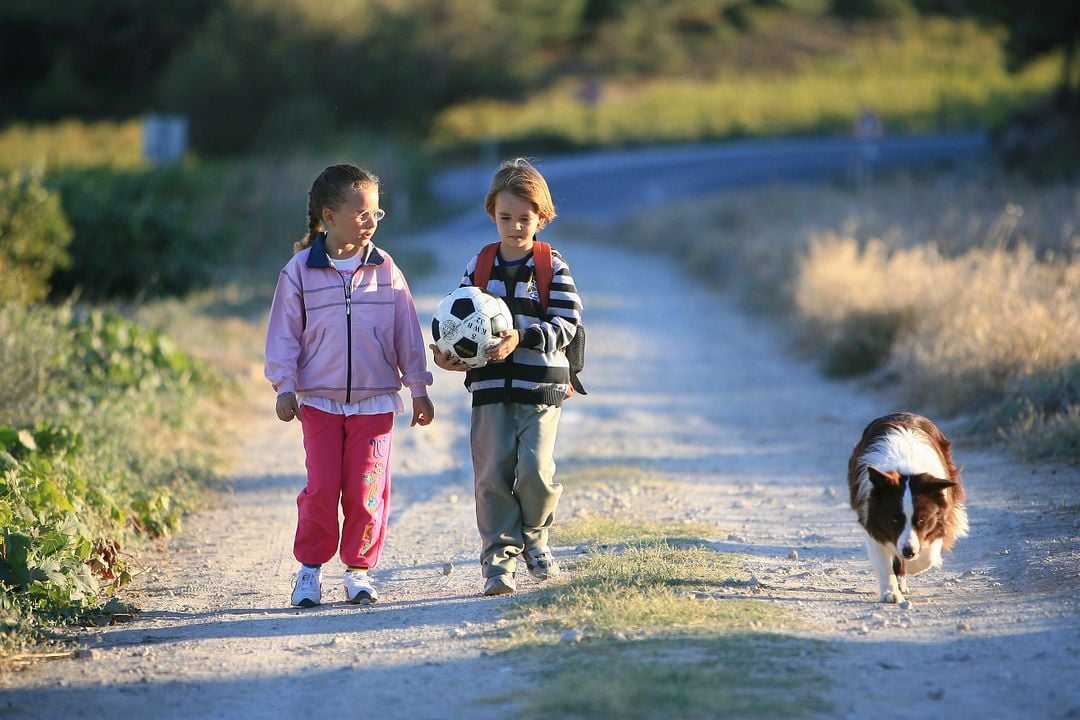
[343,275,353,404]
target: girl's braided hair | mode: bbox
[294,164,380,254]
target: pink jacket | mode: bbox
[264,236,432,403]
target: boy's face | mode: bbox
[492,191,541,258]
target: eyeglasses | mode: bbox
[358,209,386,223]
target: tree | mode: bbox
[0,0,217,123]
[942,0,1080,108]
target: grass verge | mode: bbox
[497,635,829,720]
[487,518,831,719]
[430,17,1057,153]
[0,301,234,666]
[554,515,720,549]
[616,169,1079,463]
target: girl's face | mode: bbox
[322,184,382,252]
[492,190,542,258]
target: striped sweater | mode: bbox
[459,244,582,407]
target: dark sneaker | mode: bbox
[483,574,517,596]
[343,570,378,605]
[524,546,560,580]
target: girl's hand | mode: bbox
[485,329,520,362]
[276,392,300,422]
[430,343,468,372]
[411,396,435,427]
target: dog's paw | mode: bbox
[881,590,904,604]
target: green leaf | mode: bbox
[101,597,130,614]
[2,532,33,587]
[69,565,98,598]
[73,537,93,562]
[29,478,75,514]
[0,426,17,452]
[56,513,81,537]
[42,566,67,587]
[38,530,70,557]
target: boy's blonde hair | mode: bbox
[294,164,380,254]
[484,158,556,227]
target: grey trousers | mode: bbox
[471,402,563,578]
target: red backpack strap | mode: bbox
[472,242,501,288]
[532,241,553,314]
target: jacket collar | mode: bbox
[306,232,386,269]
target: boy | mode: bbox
[431,158,582,596]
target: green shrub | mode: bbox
[46,164,230,301]
[0,423,106,617]
[65,309,214,399]
[0,302,225,646]
[0,170,73,303]
[0,303,69,426]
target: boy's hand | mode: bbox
[276,392,300,422]
[430,343,468,372]
[411,396,435,426]
[485,329,520,362]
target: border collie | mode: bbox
[847,412,968,603]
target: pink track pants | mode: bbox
[294,406,394,568]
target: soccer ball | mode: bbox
[431,286,513,369]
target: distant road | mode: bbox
[434,131,988,228]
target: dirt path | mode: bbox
[2,227,1078,719]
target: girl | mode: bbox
[265,164,434,607]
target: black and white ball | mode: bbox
[431,286,514,368]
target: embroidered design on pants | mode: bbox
[360,523,375,556]
[360,459,385,554]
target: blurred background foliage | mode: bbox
[1,0,1072,305]
[1,0,1075,159]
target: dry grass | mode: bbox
[504,637,830,720]
[489,519,829,719]
[891,246,1078,410]
[501,543,777,646]
[797,237,1078,380]
[796,235,1079,429]
[555,515,720,548]
[430,17,1058,151]
[0,119,145,171]
[618,169,1080,460]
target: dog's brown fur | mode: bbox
[847,412,968,603]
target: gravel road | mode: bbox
[2,223,1077,720]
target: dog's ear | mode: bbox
[910,472,956,494]
[867,466,900,489]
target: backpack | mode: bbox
[473,241,587,396]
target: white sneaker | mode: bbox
[291,565,322,607]
[343,570,378,605]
